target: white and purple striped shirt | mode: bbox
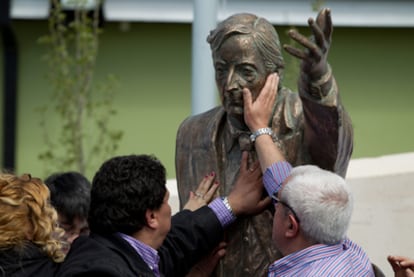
[118,199,234,277]
[268,238,375,276]
[265,161,375,277]
[118,232,160,276]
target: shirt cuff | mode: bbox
[209,198,236,227]
[263,161,292,196]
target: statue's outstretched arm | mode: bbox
[284,8,334,100]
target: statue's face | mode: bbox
[213,34,268,120]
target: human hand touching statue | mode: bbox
[243,73,278,133]
[186,242,227,277]
[243,73,285,172]
[182,172,224,277]
[388,255,414,277]
[183,172,219,211]
[227,151,271,216]
[284,8,333,98]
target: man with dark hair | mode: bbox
[57,153,269,276]
[44,171,91,252]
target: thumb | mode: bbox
[243,88,253,109]
[252,197,273,215]
[243,88,253,124]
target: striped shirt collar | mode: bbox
[118,232,160,277]
[269,238,365,276]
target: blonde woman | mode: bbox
[0,173,65,276]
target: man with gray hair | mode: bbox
[242,72,374,276]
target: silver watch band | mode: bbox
[250,127,273,142]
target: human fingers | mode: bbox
[388,255,404,273]
[240,151,249,173]
[260,73,278,103]
[227,152,264,216]
[243,87,253,117]
[183,191,200,211]
[250,196,272,215]
[195,172,216,198]
[397,256,414,269]
[203,181,220,203]
[185,242,227,277]
[243,73,278,131]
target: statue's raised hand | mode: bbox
[284,8,332,85]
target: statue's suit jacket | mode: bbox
[175,83,353,277]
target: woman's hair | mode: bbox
[282,165,354,245]
[0,173,65,262]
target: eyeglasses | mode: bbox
[271,193,300,223]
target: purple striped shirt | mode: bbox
[268,238,375,276]
[209,161,294,227]
[263,161,292,196]
[118,200,233,277]
[118,232,160,276]
[209,198,236,227]
[265,161,374,276]
[116,161,294,276]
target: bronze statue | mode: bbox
[175,9,353,277]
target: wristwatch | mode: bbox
[250,127,274,142]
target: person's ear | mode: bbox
[145,209,158,229]
[285,214,299,238]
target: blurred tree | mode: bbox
[38,0,122,177]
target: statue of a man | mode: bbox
[175,9,353,277]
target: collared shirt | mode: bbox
[208,198,236,227]
[209,161,294,228]
[118,232,160,277]
[263,160,292,196]
[264,161,374,277]
[268,238,375,277]
[118,200,233,277]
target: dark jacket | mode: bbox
[56,206,223,277]
[0,243,59,277]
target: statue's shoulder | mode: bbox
[178,106,224,130]
[276,87,302,110]
[176,106,224,149]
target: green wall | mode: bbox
[1,20,413,180]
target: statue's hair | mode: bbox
[0,173,65,262]
[207,13,285,77]
[281,165,353,244]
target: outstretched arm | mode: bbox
[284,8,353,177]
[243,73,292,196]
[243,73,284,173]
[284,8,333,99]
